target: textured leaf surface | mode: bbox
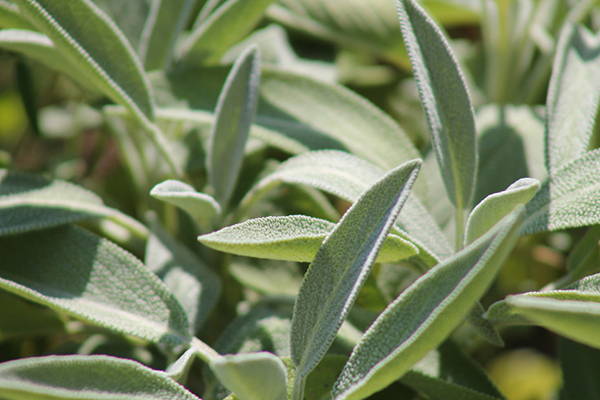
[199,215,417,263]
[0,225,190,346]
[466,178,539,245]
[210,352,288,400]
[0,355,199,400]
[559,337,600,400]
[0,169,147,237]
[522,148,600,235]
[291,160,421,380]
[332,209,522,400]
[181,0,278,65]
[545,23,600,175]
[151,180,221,220]
[208,46,261,207]
[398,0,477,210]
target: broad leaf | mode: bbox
[0,169,148,238]
[522,148,600,235]
[0,290,64,340]
[559,337,600,400]
[210,352,288,400]
[0,355,199,400]
[465,178,539,245]
[208,45,261,208]
[199,215,417,263]
[0,225,191,346]
[398,0,477,211]
[180,0,278,66]
[332,208,522,400]
[545,23,600,175]
[291,159,421,384]
[151,180,221,220]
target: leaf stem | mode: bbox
[291,373,306,400]
[455,207,466,252]
[191,337,220,363]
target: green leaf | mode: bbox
[0,2,36,31]
[229,259,303,296]
[145,216,221,333]
[199,215,418,263]
[210,352,288,400]
[332,208,522,400]
[138,0,196,70]
[545,23,600,175]
[0,169,148,238]
[0,225,191,347]
[522,148,600,235]
[558,337,600,400]
[166,347,200,384]
[466,178,539,245]
[0,290,64,340]
[208,45,261,208]
[180,0,278,66]
[398,0,477,210]
[151,180,221,220]
[93,0,150,50]
[290,159,421,383]
[0,355,199,400]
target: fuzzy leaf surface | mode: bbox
[151,180,221,220]
[545,23,600,175]
[398,0,477,210]
[199,215,417,263]
[0,355,199,400]
[0,225,191,346]
[291,159,421,379]
[208,46,261,207]
[332,209,522,400]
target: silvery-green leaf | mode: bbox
[465,302,504,347]
[522,148,600,235]
[241,150,452,263]
[0,225,191,347]
[150,180,221,220]
[229,259,303,296]
[291,159,421,383]
[0,290,64,340]
[0,169,148,238]
[180,0,278,66]
[138,0,195,70]
[199,215,418,263]
[145,216,221,333]
[0,355,199,400]
[93,0,150,49]
[207,45,261,207]
[558,337,600,400]
[167,347,201,384]
[0,1,36,30]
[545,23,600,175]
[398,0,477,210]
[210,352,288,400]
[332,208,522,400]
[466,178,539,245]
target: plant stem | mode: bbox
[291,374,306,400]
[455,207,465,252]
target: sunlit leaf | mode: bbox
[151,180,221,220]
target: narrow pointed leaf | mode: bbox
[466,178,539,245]
[207,45,261,207]
[558,337,600,400]
[151,180,221,220]
[0,225,191,346]
[291,159,421,379]
[180,0,278,66]
[397,0,477,210]
[332,208,522,400]
[210,352,288,400]
[545,23,600,175]
[522,148,600,235]
[199,215,418,263]
[0,355,199,400]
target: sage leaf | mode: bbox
[521,148,600,235]
[210,352,288,400]
[138,0,196,70]
[166,347,200,384]
[332,208,522,400]
[0,290,65,340]
[291,159,421,382]
[150,180,221,220]
[398,0,477,210]
[0,355,199,400]
[465,178,540,245]
[0,1,36,30]
[0,169,148,238]
[229,259,303,296]
[559,337,600,400]
[199,215,417,263]
[93,0,150,50]
[545,23,600,175]
[0,225,191,347]
[180,0,278,66]
[207,45,261,208]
